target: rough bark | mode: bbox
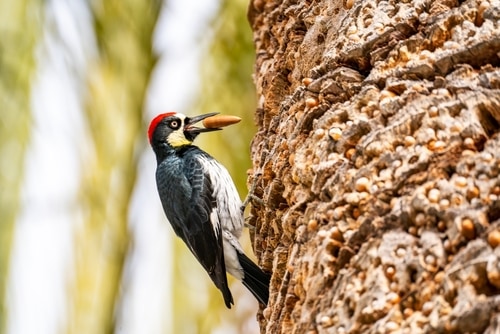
[247,0,500,333]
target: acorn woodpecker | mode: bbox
[148,112,270,308]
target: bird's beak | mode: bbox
[184,112,221,138]
[184,112,222,134]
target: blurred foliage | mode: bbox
[0,0,43,332]
[196,0,256,195]
[0,0,257,332]
[69,0,161,333]
[173,0,257,332]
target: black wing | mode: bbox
[156,149,233,307]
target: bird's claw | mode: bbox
[241,170,264,212]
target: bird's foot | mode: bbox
[244,220,256,230]
[241,170,264,213]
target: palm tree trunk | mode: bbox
[248,0,500,332]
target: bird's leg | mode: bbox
[241,170,265,214]
[242,170,266,229]
[244,216,256,230]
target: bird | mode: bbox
[148,111,270,308]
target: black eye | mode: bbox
[169,120,180,129]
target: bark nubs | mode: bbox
[248,0,500,333]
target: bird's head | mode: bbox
[148,112,221,150]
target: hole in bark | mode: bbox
[487,200,500,223]
[442,163,456,178]
[345,297,355,317]
[477,105,500,137]
[331,244,340,258]
[408,266,418,283]
[408,155,419,164]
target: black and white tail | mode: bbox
[237,252,271,305]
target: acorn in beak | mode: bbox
[184,112,242,140]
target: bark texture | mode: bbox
[247,0,500,332]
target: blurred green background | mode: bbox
[0,0,256,333]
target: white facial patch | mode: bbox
[166,114,192,148]
[167,129,191,147]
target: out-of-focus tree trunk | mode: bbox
[247,0,500,332]
[0,1,42,332]
[69,1,161,333]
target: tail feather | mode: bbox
[208,256,234,308]
[237,252,271,305]
[212,272,234,308]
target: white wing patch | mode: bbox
[209,207,220,237]
[197,154,246,279]
[197,155,244,234]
